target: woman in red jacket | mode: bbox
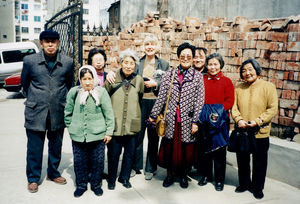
[198,53,234,191]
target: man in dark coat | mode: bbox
[21,30,74,193]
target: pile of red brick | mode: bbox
[82,14,300,137]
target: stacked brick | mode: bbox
[82,14,300,137]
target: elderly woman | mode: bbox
[231,58,278,199]
[104,49,144,190]
[106,35,169,180]
[198,53,234,191]
[149,42,204,188]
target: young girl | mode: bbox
[64,65,114,197]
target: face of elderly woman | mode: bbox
[144,41,157,57]
[179,48,193,69]
[207,58,221,76]
[242,63,258,84]
[80,72,94,91]
[92,53,105,72]
[121,56,136,77]
[193,49,206,71]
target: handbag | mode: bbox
[228,126,257,153]
[156,68,176,137]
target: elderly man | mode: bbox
[21,30,74,193]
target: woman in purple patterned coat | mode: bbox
[149,42,205,188]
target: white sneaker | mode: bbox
[145,172,153,180]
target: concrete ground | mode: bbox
[0,90,299,204]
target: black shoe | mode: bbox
[74,188,87,197]
[235,186,249,193]
[107,182,115,190]
[92,188,103,196]
[118,178,132,188]
[253,190,264,199]
[162,176,174,188]
[198,176,208,186]
[135,169,142,174]
[215,182,224,191]
[180,177,189,189]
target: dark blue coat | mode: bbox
[21,51,74,131]
[199,104,229,153]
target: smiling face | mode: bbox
[144,41,157,57]
[40,39,60,58]
[80,72,94,91]
[91,53,105,72]
[207,58,221,76]
[179,48,193,69]
[241,63,258,84]
[121,56,136,77]
[193,49,206,71]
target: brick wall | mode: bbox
[82,14,300,138]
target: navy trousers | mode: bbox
[108,135,136,183]
[133,98,159,173]
[236,137,269,191]
[72,140,105,190]
[26,128,64,183]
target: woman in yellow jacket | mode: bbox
[231,58,278,199]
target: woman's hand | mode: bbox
[237,119,248,128]
[192,123,198,134]
[106,71,116,84]
[104,135,112,144]
[144,78,157,88]
[247,120,257,128]
[148,117,155,123]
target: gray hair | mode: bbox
[119,49,140,66]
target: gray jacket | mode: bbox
[21,51,74,131]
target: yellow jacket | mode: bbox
[231,79,278,138]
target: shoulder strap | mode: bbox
[163,68,176,119]
[73,87,79,104]
[109,74,136,97]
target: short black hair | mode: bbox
[240,58,261,79]
[205,53,225,69]
[177,42,196,58]
[87,48,107,65]
[195,47,207,55]
[79,68,94,79]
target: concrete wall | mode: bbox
[120,0,300,29]
[0,0,15,43]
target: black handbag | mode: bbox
[228,127,257,153]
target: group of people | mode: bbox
[21,30,278,200]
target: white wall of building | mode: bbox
[0,0,15,43]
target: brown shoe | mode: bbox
[28,182,38,193]
[47,176,67,185]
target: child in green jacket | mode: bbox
[64,65,114,197]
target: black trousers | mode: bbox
[108,135,136,183]
[201,147,227,183]
[236,137,269,191]
[133,98,159,172]
[72,140,105,190]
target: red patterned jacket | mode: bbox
[150,66,205,143]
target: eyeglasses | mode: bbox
[180,55,192,60]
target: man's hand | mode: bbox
[106,71,116,84]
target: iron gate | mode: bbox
[45,1,83,79]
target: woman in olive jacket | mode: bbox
[104,49,144,190]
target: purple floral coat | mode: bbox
[150,66,205,143]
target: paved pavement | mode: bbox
[0,89,299,204]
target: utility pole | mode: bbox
[157,0,168,18]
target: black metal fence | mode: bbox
[83,24,122,36]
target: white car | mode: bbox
[0,42,39,84]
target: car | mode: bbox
[3,73,22,93]
[0,42,39,84]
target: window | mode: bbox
[83,9,89,15]
[21,15,28,21]
[3,35,7,39]
[15,1,19,9]
[34,28,41,33]
[21,27,29,33]
[114,8,119,22]
[34,4,41,10]
[21,4,28,9]
[2,49,36,63]
[83,20,88,25]
[34,16,41,22]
